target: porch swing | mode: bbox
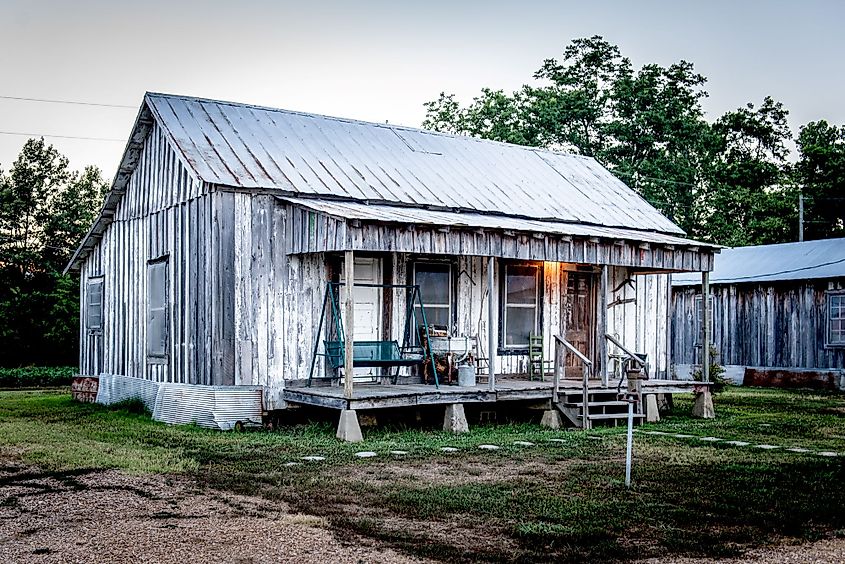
[307,282,440,388]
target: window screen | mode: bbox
[503,264,540,348]
[86,278,103,330]
[413,262,452,333]
[147,259,169,357]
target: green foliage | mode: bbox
[423,37,842,246]
[795,120,845,240]
[0,366,76,388]
[0,139,107,367]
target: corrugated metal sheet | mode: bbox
[145,92,684,235]
[282,197,717,248]
[96,374,263,430]
[96,374,160,410]
[673,238,845,286]
[152,383,263,430]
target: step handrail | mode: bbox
[605,333,649,378]
[553,335,592,430]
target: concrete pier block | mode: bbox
[692,389,716,419]
[540,410,563,430]
[443,404,469,434]
[336,409,364,442]
[645,394,661,423]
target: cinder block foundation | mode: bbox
[336,409,364,442]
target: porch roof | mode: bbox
[281,197,718,272]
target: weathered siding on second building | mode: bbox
[672,280,845,370]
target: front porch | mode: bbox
[283,376,708,413]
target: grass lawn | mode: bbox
[1,386,844,562]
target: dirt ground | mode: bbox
[0,462,428,564]
[2,460,844,564]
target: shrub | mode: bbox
[0,366,76,388]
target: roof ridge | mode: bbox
[143,91,591,161]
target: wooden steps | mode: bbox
[555,389,641,428]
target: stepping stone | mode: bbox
[478,444,500,450]
[301,455,326,462]
[586,436,603,440]
[672,434,694,438]
[699,437,723,442]
[786,447,810,453]
[548,438,567,443]
[759,423,772,427]
[389,450,408,456]
[513,441,535,447]
[724,440,750,446]
[754,444,780,450]
[283,462,302,467]
[440,447,459,453]
[354,451,377,458]
[817,451,839,457]
[642,430,669,435]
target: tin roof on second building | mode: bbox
[672,238,845,286]
[145,92,685,235]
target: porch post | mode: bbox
[598,265,609,386]
[344,250,355,398]
[702,271,710,383]
[488,256,496,392]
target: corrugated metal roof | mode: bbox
[282,197,715,248]
[146,92,685,235]
[672,238,845,286]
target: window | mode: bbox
[147,258,169,358]
[828,291,845,347]
[695,295,714,343]
[502,264,541,349]
[413,262,453,333]
[86,277,103,331]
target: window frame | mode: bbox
[86,276,104,332]
[825,290,845,348]
[499,262,543,354]
[146,256,170,361]
[411,260,456,338]
[694,294,715,345]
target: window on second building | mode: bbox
[413,262,453,333]
[827,291,845,347]
[147,258,169,358]
[694,294,715,343]
[86,277,104,331]
[502,264,541,350]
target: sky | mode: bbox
[1,0,843,180]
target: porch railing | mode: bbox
[553,334,593,430]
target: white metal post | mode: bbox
[488,256,496,392]
[625,400,634,488]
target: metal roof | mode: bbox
[146,92,685,235]
[282,197,714,248]
[672,238,845,286]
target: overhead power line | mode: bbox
[0,130,125,142]
[0,94,135,109]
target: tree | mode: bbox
[795,120,845,240]
[0,139,107,367]
[704,97,796,246]
[422,37,804,246]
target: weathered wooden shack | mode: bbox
[672,239,845,388]
[66,93,717,433]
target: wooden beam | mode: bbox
[702,270,710,383]
[344,250,355,399]
[488,256,496,392]
[598,265,609,386]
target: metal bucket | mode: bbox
[457,365,477,387]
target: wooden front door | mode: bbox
[564,271,595,373]
[339,257,383,381]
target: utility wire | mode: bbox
[0,94,135,109]
[0,130,125,142]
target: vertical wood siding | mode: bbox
[672,280,845,370]
[78,122,220,385]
